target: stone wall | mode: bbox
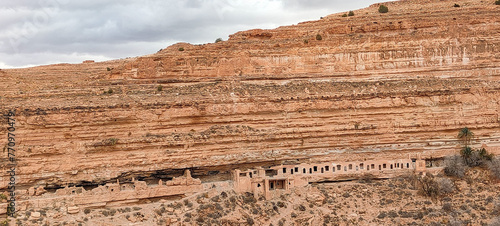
[0,170,202,214]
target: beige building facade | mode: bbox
[233,156,427,200]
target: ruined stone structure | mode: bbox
[233,156,427,199]
[0,170,202,214]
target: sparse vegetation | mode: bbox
[315,34,322,41]
[442,202,453,212]
[453,3,460,7]
[97,138,119,146]
[378,5,389,13]
[341,13,347,17]
[488,157,500,179]
[348,11,355,16]
[437,177,454,194]
[459,146,493,167]
[496,0,500,5]
[303,39,308,44]
[444,155,466,178]
[104,88,113,94]
[215,38,223,43]
[416,174,439,198]
[178,47,184,51]
[157,85,163,92]
[106,67,111,71]
[0,219,9,226]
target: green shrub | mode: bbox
[303,39,308,44]
[341,14,347,17]
[104,138,118,146]
[378,5,389,13]
[315,34,322,41]
[215,38,223,43]
[496,0,500,5]
[348,11,354,16]
[453,3,460,7]
[460,147,493,167]
[442,202,453,212]
[157,85,163,91]
[178,47,184,51]
[106,67,111,71]
[0,219,9,226]
[105,88,113,94]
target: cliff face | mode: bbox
[1,0,500,189]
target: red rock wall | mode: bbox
[0,0,499,189]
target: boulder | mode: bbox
[31,212,41,220]
[67,206,79,214]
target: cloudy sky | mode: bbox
[0,0,392,68]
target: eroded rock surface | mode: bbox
[0,0,499,191]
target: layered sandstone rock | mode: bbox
[0,0,499,191]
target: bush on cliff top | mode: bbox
[496,0,500,5]
[378,5,389,13]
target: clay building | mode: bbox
[233,156,426,200]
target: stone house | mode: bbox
[233,157,426,200]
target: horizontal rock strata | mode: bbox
[0,0,499,189]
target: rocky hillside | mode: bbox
[11,168,500,225]
[1,0,500,190]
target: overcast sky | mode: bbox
[0,0,392,69]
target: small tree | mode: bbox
[315,34,322,41]
[444,155,466,178]
[215,38,223,43]
[460,146,474,164]
[378,5,389,13]
[496,0,500,5]
[348,11,354,16]
[417,174,439,198]
[457,127,473,146]
[478,147,493,160]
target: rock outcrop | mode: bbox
[0,0,499,190]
